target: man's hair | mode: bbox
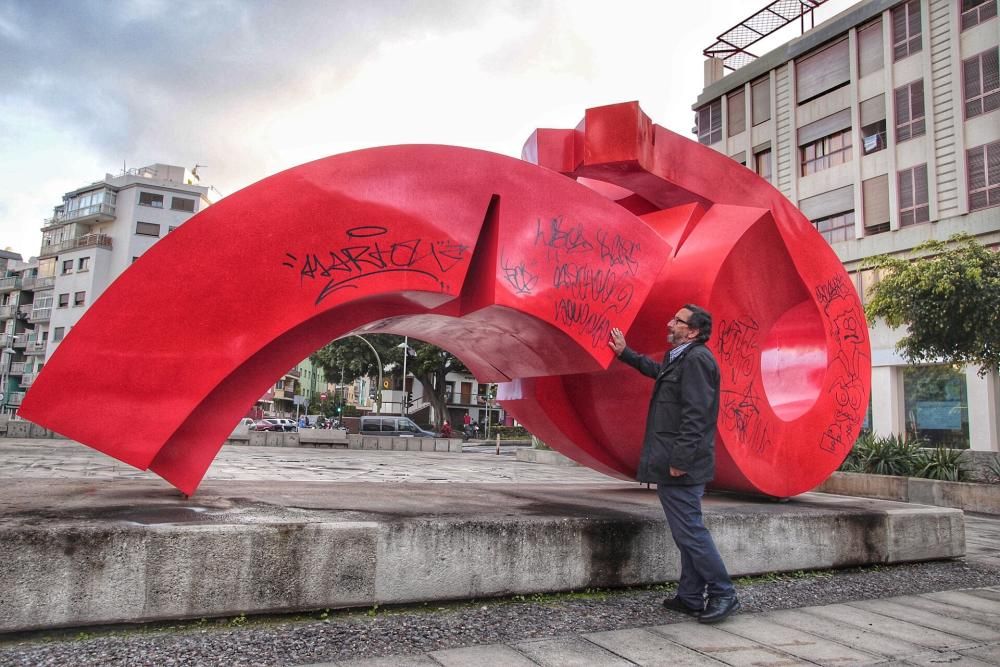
[683,303,713,343]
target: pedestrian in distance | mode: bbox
[608,303,740,624]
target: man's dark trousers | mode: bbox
[657,483,735,607]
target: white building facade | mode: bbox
[693,0,999,451]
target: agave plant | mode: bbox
[859,434,924,477]
[983,454,1000,484]
[839,432,873,473]
[914,447,969,482]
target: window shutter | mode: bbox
[798,185,854,220]
[728,90,746,136]
[860,95,886,125]
[798,108,852,146]
[751,78,770,125]
[898,169,914,209]
[914,164,929,222]
[858,20,884,78]
[862,175,890,226]
[796,37,850,103]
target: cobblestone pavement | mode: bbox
[0,438,619,485]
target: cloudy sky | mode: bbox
[0,0,856,259]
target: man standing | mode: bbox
[609,304,739,624]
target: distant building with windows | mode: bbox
[693,0,998,451]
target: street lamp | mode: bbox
[350,335,383,413]
[397,336,415,415]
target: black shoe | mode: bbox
[662,596,703,617]
[698,595,740,624]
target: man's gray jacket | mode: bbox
[618,342,721,485]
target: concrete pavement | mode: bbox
[307,585,1000,667]
[0,437,994,667]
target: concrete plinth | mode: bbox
[0,480,963,633]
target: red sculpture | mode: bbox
[20,102,869,497]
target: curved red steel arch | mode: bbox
[20,102,870,498]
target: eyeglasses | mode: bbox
[670,316,690,326]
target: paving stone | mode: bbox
[650,622,811,666]
[802,603,974,651]
[766,608,928,658]
[960,642,1000,664]
[847,598,1000,641]
[430,643,538,666]
[513,636,634,667]
[584,627,726,666]
[899,594,1000,629]
[891,650,998,666]
[923,589,1000,615]
[719,613,881,664]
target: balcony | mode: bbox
[285,368,301,379]
[11,334,27,349]
[39,233,112,258]
[20,274,37,290]
[29,308,51,323]
[25,341,46,355]
[42,203,116,231]
[9,362,26,375]
[0,276,22,292]
[20,373,36,388]
[0,305,13,319]
[33,276,55,291]
[7,391,25,406]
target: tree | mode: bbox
[865,234,1000,377]
[311,334,470,428]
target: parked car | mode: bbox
[265,418,297,432]
[360,416,437,438]
[252,419,278,432]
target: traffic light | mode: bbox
[405,392,413,409]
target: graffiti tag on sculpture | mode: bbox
[502,215,642,348]
[284,226,470,304]
[815,275,868,455]
[717,316,771,455]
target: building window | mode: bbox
[800,128,852,176]
[168,226,177,232]
[963,48,1000,119]
[861,95,887,155]
[813,211,855,244]
[171,197,196,212]
[53,327,64,342]
[61,259,73,275]
[895,80,925,142]
[858,19,884,77]
[903,365,969,448]
[796,36,850,103]
[751,78,770,125]
[138,192,163,208]
[898,164,930,226]
[891,0,922,61]
[73,291,85,307]
[968,140,1000,210]
[696,99,722,145]
[57,293,69,308]
[136,221,160,237]
[727,90,745,136]
[862,174,891,234]
[78,257,90,272]
[962,0,997,31]
[755,149,772,181]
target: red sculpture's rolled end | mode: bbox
[22,102,869,498]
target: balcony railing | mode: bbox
[20,274,36,290]
[29,308,51,323]
[0,276,22,292]
[11,334,27,348]
[33,276,55,291]
[42,203,116,230]
[0,305,13,319]
[20,373,36,388]
[39,233,113,258]
[25,341,46,355]
[7,391,25,406]
[9,362,27,375]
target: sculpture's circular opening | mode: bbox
[759,299,828,421]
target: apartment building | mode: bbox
[0,251,36,414]
[693,0,999,450]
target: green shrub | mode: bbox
[913,447,969,482]
[531,435,550,450]
[840,433,924,477]
[491,425,529,439]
